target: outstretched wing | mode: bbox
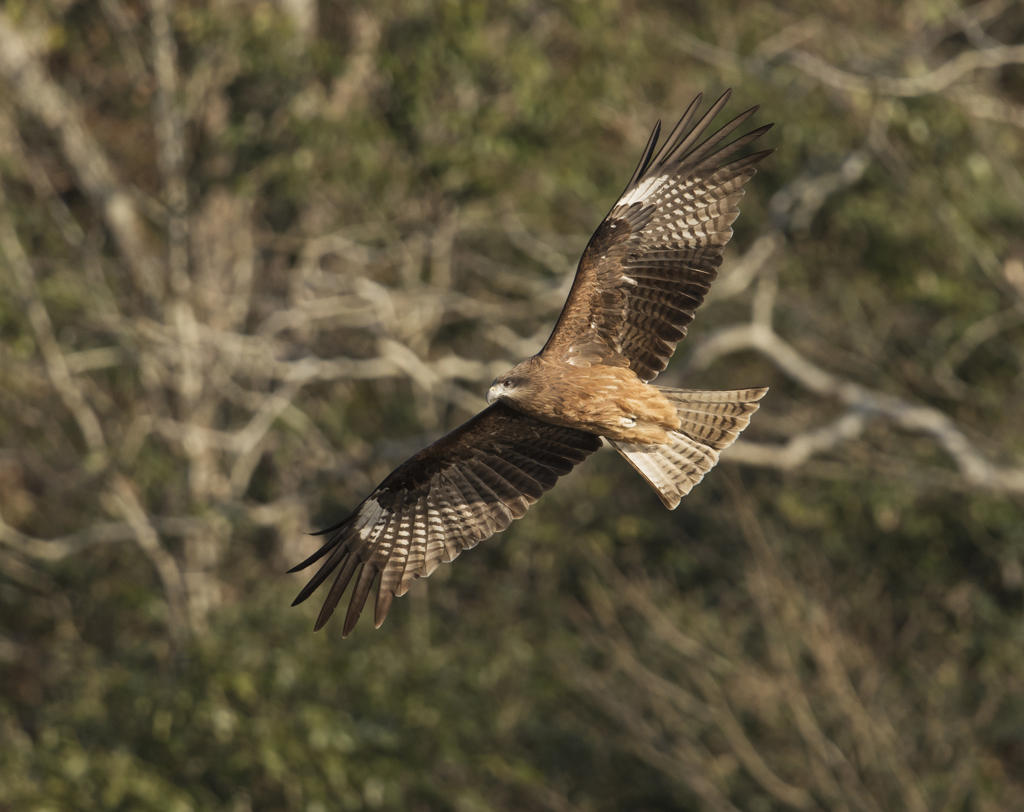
[290,404,602,636]
[541,90,773,381]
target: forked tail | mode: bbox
[609,387,767,509]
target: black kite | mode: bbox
[292,90,773,635]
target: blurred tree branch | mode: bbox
[0,10,163,304]
[788,44,1024,98]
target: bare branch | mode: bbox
[789,44,1024,98]
[769,151,871,233]
[501,204,575,277]
[0,507,206,562]
[0,10,162,303]
[108,475,190,641]
[728,413,869,470]
[228,379,305,498]
[934,306,1024,399]
[728,482,930,812]
[948,87,1024,130]
[0,181,108,466]
[99,0,147,84]
[707,232,784,303]
[688,667,814,810]
[691,323,1024,493]
[148,0,205,427]
[669,30,740,74]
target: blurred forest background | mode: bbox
[2,0,1024,810]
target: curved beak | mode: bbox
[486,386,499,405]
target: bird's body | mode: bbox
[291,90,774,636]
[491,356,680,445]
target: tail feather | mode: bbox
[610,387,767,509]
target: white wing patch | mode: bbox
[355,499,385,540]
[619,173,668,206]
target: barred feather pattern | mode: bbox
[290,403,601,636]
[292,92,772,636]
[609,387,768,509]
[542,89,774,382]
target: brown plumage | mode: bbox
[292,89,773,635]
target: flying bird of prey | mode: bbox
[291,90,773,635]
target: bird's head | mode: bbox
[486,373,525,405]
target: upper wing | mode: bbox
[290,403,602,636]
[541,90,773,381]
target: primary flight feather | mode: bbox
[292,90,773,636]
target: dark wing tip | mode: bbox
[287,540,334,574]
[309,521,345,537]
[627,119,664,189]
[743,148,777,168]
[291,551,343,605]
[302,546,363,629]
[341,562,378,637]
[313,604,336,632]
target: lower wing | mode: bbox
[290,403,602,636]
